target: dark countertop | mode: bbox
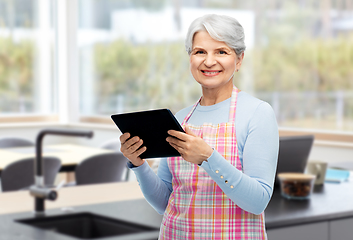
[0,199,163,240]
[1,180,353,239]
[265,180,353,229]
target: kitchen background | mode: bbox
[0,0,353,163]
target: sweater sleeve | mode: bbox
[129,158,172,215]
[201,102,279,215]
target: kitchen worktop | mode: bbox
[265,180,353,229]
[0,182,162,240]
[0,199,162,240]
[1,179,353,239]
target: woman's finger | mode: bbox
[120,136,141,158]
[123,136,140,148]
[168,130,188,142]
[132,146,147,158]
[169,141,187,156]
[169,142,183,154]
[167,136,184,149]
[127,139,144,154]
[120,132,130,144]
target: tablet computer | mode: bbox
[111,109,185,159]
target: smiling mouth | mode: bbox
[201,70,222,76]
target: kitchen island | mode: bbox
[266,180,353,240]
[0,180,353,240]
[0,182,162,240]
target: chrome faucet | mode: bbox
[29,129,93,215]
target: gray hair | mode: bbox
[185,14,246,56]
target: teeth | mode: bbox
[203,71,219,74]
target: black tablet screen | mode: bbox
[111,109,184,159]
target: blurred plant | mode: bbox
[252,34,353,92]
[93,35,353,130]
[0,37,34,111]
[94,40,199,114]
[94,35,353,113]
[250,0,353,93]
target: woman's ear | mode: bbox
[236,52,245,70]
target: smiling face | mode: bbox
[190,31,243,92]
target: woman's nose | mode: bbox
[203,54,216,67]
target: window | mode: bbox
[78,0,201,119]
[0,0,57,121]
[1,0,352,139]
[77,0,353,134]
[250,0,353,132]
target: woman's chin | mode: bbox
[198,80,233,90]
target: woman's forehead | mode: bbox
[192,31,231,50]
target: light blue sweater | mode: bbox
[129,91,279,215]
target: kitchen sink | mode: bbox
[17,212,159,239]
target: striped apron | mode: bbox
[159,86,267,240]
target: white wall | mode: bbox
[309,144,353,164]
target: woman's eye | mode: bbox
[219,50,227,54]
[195,50,205,54]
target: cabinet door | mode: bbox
[267,222,329,240]
[330,217,353,240]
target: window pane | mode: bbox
[249,0,353,131]
[78,0,201,116]
[79,0,353,132]
[0,0,56,115]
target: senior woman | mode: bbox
[120,14,279,240]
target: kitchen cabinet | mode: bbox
[265,179,353,240]
[330,217,353,240]
[267,217,353,240]
[267,222,329,240]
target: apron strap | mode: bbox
[181,97,201,126]
[229,86,239,123]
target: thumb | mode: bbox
[185,124,197,137]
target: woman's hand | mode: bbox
[166,125,213,165]
[120,133,146,167]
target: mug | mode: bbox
[306,161,328,185]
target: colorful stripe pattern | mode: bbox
[159,86,267,240]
